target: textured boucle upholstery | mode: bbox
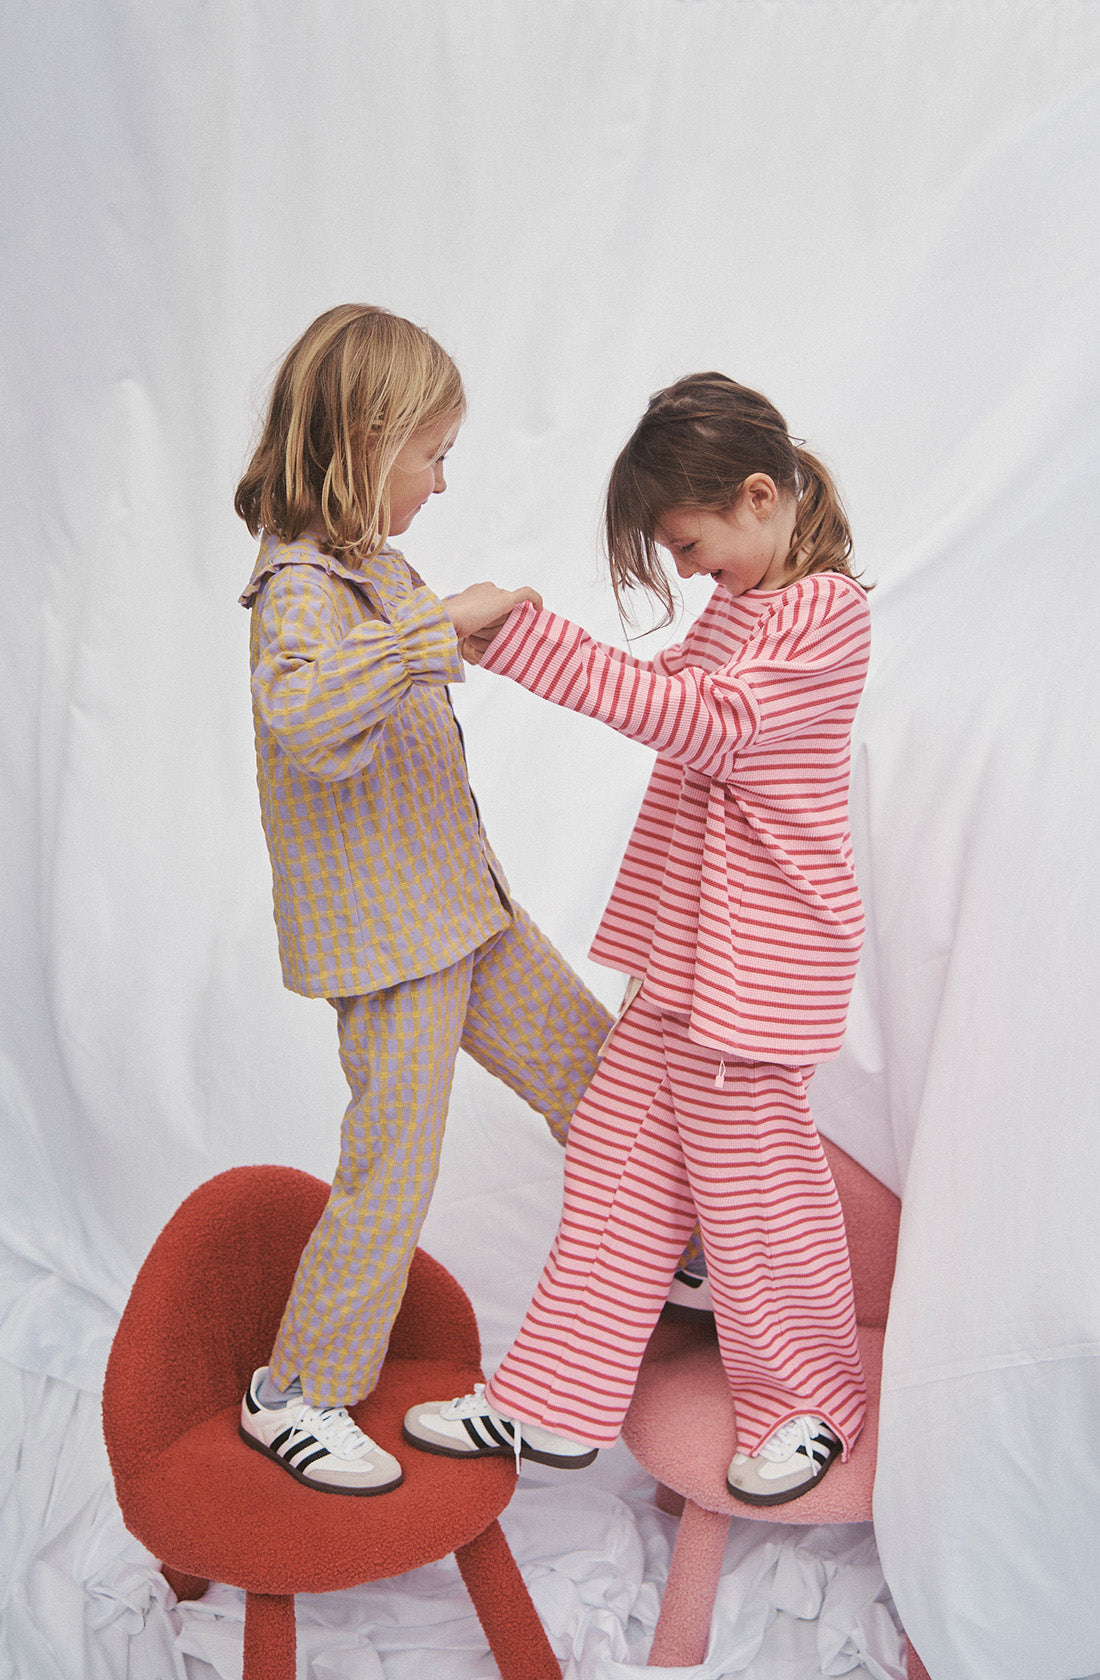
[822,1138,900,1328]
[626,1315,884,1526]
[102,1164,559,1679]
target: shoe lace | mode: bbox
[295,1403,379,1461]
[441,1384,523,1468]
[758,1414,833,1468]
[439,1383,490,1421]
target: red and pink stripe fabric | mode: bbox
[480,572,870,1064]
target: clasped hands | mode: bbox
[443,582,542,665]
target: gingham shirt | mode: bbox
[480,573,870,1064]
[241,534,510,998]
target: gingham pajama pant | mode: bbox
[485,993,867,1458]
[268,905,612,1408]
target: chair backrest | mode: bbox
[103,1163,485,1490]
[103,1165,329,1483]
[820,1136,900,1328]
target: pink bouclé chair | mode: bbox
[622,1137,931,1679]
[102,1164,562,1680]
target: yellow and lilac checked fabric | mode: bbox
[241,534,512,997]
[268,906,612,1407]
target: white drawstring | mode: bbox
[714,1060,727,1090]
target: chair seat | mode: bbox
[117,1355,517,1594]
[622,1314,884,1524]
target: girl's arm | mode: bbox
[251,566,463,780]
[478,576,870,782]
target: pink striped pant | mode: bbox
[486,995,867,1458]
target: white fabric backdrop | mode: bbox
[3,3,1100,1677]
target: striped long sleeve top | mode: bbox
[479,572,870,1065]
[241,534,510,998]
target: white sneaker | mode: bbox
[403,1383,598,1469]
[666,1269,714,1312]
[240,1367,403,1495]
[726,1414,841,1506]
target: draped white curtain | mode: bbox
[3,4,1100,1677]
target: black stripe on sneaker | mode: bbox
[461,1415,514,1451]
[798,1429,839,1471]
[244,1385,262,1416]
[295,1445,331,1473]
[273,1427,317,1466]
[480,1416,518,1450]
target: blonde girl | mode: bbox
[234,305,612,1495]
[405,372,870,1506]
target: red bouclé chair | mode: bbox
[102,1165,561,1680]
[621,1137,931,1679]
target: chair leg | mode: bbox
[243,1591,296,1680]
[160,1564,209,1603]
[906,1636,932,1679]
[455,1518,561,1680]
[648,1501,731,1668]
[654,1482,685,1519]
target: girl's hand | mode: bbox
[459,620,510,664]
[443,583,542,663]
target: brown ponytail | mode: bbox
[789,446,854,579]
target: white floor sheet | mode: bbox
[4,4,1100,1678]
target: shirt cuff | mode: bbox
[478,600,546,676]
[398,590,465,684]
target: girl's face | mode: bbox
[384,411,462,535]
[655,476,797,596]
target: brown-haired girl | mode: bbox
[405,372,870,1506]
[234,304,613,1494]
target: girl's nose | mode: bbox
[433,464,447,493]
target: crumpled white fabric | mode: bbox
[165,1483,904,1680]
[0,1358,902,1680]
[0,1362,184,1680]
[0,1243,117,1396]
[168,1484,904,1680]
[1,1370,902,1680]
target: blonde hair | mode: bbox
[606,371,857,625]
[234,304,465,562]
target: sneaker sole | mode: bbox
[401,1422,597,1470]
[239,1424,404,1496]
[725,1437,842,1507]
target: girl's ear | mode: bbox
[740,473,780,519]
